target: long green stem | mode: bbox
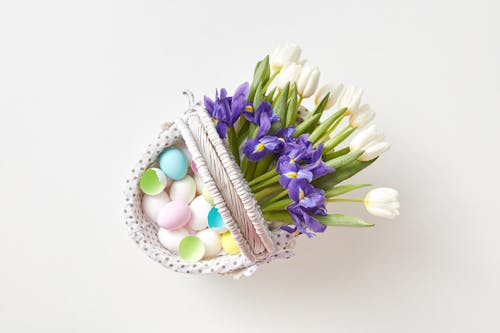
[261,198,293,212]
[248,168,277,186]
[227,127,240,165]
[254,184,283,201]
[262,71,279,93]
[251,174,280,192]
[327,198,364,203]
[261,189,288,207]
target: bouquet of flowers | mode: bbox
[124,43,400,277]
[204,43,399,237]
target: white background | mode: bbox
[1,0,499,332]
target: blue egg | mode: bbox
[158,148,188,180]
[208,207,226,233]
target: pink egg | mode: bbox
[157,200,191,230]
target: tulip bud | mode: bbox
[349,104,375,128]
[270,43,302,72]
[296,65,320,98]
[364,187,400,219]
[276,63,302,90]
[338,86,363,112]
[314,82,344,110]
[349,124,390,161]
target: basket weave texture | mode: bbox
[124,100,296,277]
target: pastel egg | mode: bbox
[158,227,189,253]
[193,173,205,194]
[139,168,168,195]
[196,229,221,258]
[221,231,241,255]
[207,207,227,233]
[142,191,170,222]
[157,200,191,230]
[158,148,188,180]
[169,175,196,203]
[188,195,213,231]
[202,186,214,206]
[178,235,205,262]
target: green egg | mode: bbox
[178,235,205,262]
[139,168,167,195]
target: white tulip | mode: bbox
[338,86,364,112]
[350,104,376,128]
[296,64,320,98]
[349,124,390,161]
[314,82,344,110]
[364,187,400,219]
[270,43,302,72]
[276,62,302,90]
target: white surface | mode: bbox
[1,0,499,332]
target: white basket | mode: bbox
[124,93,296,277]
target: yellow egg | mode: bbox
[221,231,240,255]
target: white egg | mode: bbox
[196,229,222,258]
[142,191,170,222]
[158,227,189,253]
[169,175,196,203]
[188,195,212,230]
[193,173,205,194]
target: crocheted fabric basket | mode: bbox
[124,93,296,277]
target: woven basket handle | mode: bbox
[175,93,276,262]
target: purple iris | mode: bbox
[303,144,335,178]
[276,156,313,188]
[244,101,280,138]
[204,82,249,138]
[282,180,328,237]
[283,205,327,236]
[242,135,282,162]
[229,82,250,125]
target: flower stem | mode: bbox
[254,184,283,201]
[248,168,277,186]
[227,127,240,165]
[327,198,364,203]
[263,71,279,93]
[261,188,288,207]
[261,198,293,212]
[251,174,280,192]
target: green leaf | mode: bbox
[316,214,374,227]
[261,198,293,212]
[248,56,270,101]
[313,158,377,190]
[262,211,294,223]
[311,92,330,116]
[272,83,289,130]
[251,174,280,192]
[264,87,277,103]
[295,113,321,136]
[323,147,350,159]
[323,127,356,152]
[325,150,363,168]
[253,82,264,110]
[325,184,371,198]
[253,154,275,180]
[309,107,347,143]
[285,84,298,126]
